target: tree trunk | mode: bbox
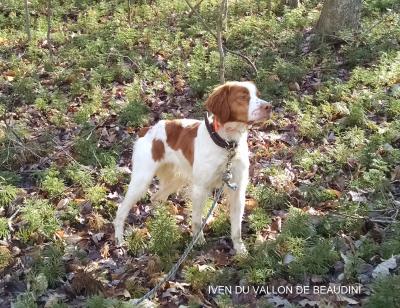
[23,0,31,42]
[217,0,227,84]
[47,0,53,61]
[315,0,362,36]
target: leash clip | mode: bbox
[223,148,238,191]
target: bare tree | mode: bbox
[47,0,53,61]
[217,0,228,84]
[315,0,362,36]
[24,0,31,41]
[127,0,132,25]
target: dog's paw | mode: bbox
[234,242,248,256]
[194,231,206,246]
[115,235,125,247]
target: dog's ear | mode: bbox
[205,84,231,123]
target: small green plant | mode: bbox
[287,239,339,280]
[298,112,323,140]
[366,275,400,308]
[274,58,306,83]
[13,292,38,308]
[85,185,107,206]
[187,45,219,96]
[125,228,148,256]
[30,273,48,297]
[65,162,94,188]
[300,184,338,206]
[119,101,149,127]
[100,160,121,185]
[248,208,271,232]
[183,264,216,291]
[85,295,113,308]
[344,255,365,281]
[381,225,400,258]
[20,199,60,240]
[344,104,366,127]
[353,159,390,193]
[41,169,66,198]
[276,235,307,258]
[358,238,379,261]
[124,277,148,298]
[254,185,288,210]
[241,242,280,283]
[0,246,12,270]
[34,244,65,287]
[282,207,315,239]
[0,217,10,239]
[0,182,18,206]
[147,204,181,260]
[210,208,230,236]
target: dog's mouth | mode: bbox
[249,109,272,124]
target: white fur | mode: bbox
[113,82,271,254]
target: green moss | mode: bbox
[20,199,60,240]
[248,207,271,232]
[287,238,339,280]
[367,275,400,308]
[281,207,315,239]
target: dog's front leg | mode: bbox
[225,164,248,255]
[191,184,208,245]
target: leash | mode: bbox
[132,148,238,306]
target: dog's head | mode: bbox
[205,81,272,124]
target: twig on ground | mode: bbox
[8,208,20,232]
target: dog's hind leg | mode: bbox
[113,141,157,245]
[151,164,185,203]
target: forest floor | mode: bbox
[1,0,400,307]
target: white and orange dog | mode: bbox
[114,81,272,254]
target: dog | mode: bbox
[113,81,272,254]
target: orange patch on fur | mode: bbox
[138,127,150,137]
[151,139,165,161]
[165,121,200,165]
[205,83,250,124]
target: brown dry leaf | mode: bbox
[146,255,163,275]
[271,216,282,233]
[245,198,258,211]
[71,270,104,295]
[3,70,16,81]
[100,242,110,259]
[88,212,107,231]
[326,189,342,198]
[55,230,65,239]
[167,202,179,215]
